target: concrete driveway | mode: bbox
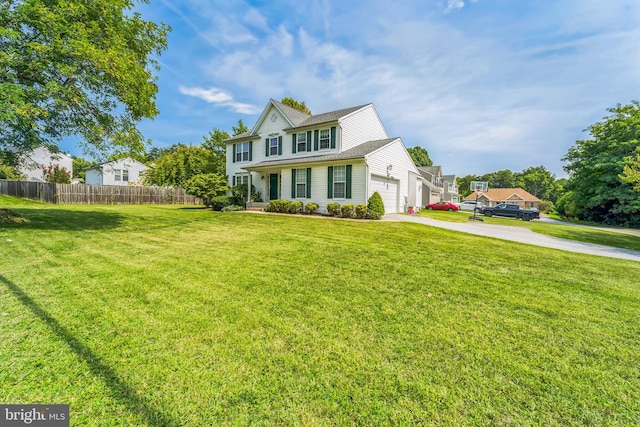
[383,213,640,262]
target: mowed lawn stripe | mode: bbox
[1,199,639,425]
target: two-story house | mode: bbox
[225,99,422,214]
[418,167,460,207]
[442,174,459,204]
[85,158,148,186]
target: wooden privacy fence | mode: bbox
[0,180,201,205]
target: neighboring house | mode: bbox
[17,146,73,181]
[85,158,148,186]
[463,187,541,209]
[225,99,422,214]
[418,166,444,206]
[442,174,459,204]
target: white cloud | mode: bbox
[178,86,261,114]
[444,0,465,13]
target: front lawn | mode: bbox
[418,209,640,251]
[1,196,639,425]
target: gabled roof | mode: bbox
[418,165,442,176]
[85,157,147,170]
[442,174,457,183]
[270,99,311,127]
[283,104,371,131]
[224,101,374,143]
[242,138,398,170]
[463,187,540,202]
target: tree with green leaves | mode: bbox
[231,119,249,136]
[0,159,23,180]
[407,146,433,167]
[71,156,92,182]
[621,153,640,191]
[142,145,217,188]
[185,173,227,207]
[281,97,312,115]
[0,0,169,158]
[516,166,557,201]
[201,129,229,176]
[563,101,640,227]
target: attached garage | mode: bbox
[370,175,399,213]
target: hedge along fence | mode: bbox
[0,180,201,205]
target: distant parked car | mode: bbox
[426,201,459,211]
[458,201,486,212]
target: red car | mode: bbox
[426,201,459,211]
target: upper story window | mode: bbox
[319,129,330,149]
[265,136,281,157]
[269,138,278,156]
[114,169,129,182]
[297,133,307,152]
[236,142,250,162]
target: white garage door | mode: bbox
[371,176,399,213]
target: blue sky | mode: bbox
[65,0,640,178]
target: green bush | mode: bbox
[289,201,303,214]
[327,202,341,217]
[355,204,368,219]
[340,204,354,218]
[267,199,292,213]
[555,191,581,219]
[211,196,233,211]
[366,192,385,220]
[221,205,243,212]
[305,202,319,215]
[538,200,555,214]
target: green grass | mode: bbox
[1,196,640,425]
[418,209,640,251]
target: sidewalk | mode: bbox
[383,213,640,262]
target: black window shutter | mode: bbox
[291,169,296,199]
[265,138,269,157]
[249,141,253,161]
[346,165,352,199]
[330,127,336,149]
[327,166,333,198]
[232,144,236,163]
[278,136,282,155]
[306,168,312,198]
[314,130,319,151]
[292,134,297,154]
[232,175,236,186]
[306,131,312,152]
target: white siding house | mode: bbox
[17,146,73,181]
[225,99,422,214]
[85,158,147,186]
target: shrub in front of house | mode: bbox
[211,196,233,211]
[355,204,368,219]
[221,205,243,212]
[366,192,385,220]
[305,202,319,215]
[340,204,354,218]
[327,202,341,217]
[289,201,303,214]
[267,199,293,213]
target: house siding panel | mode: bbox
[282,163,366,213]
[340,105,388,152]
[366,139,419,212]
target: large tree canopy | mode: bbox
[281,97,311,115]
[143,145,217,188]
[563,101,640,226]
[0,0,169,157]
[407,146,433,167]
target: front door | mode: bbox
[269,174,278,200]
